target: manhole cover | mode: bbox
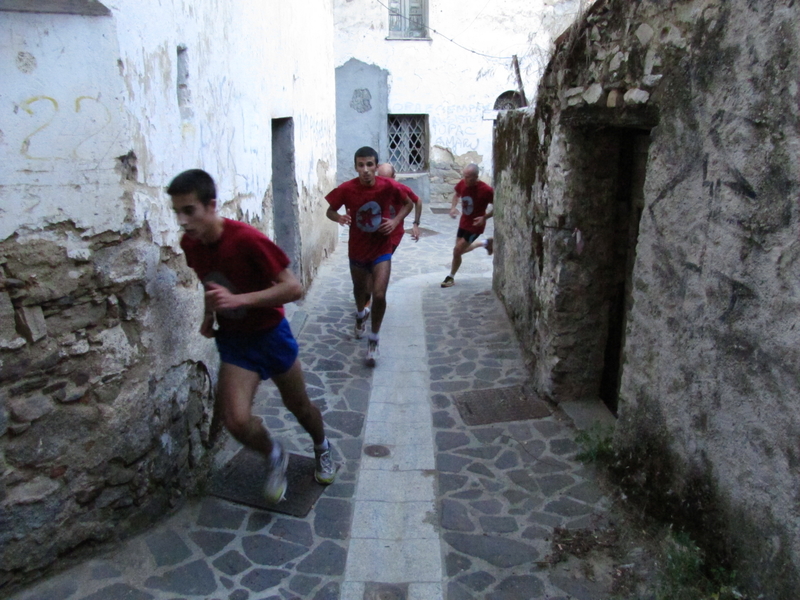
[364,582,408,600]
[364,444,391,458]
[208,449,335,517]
[429,207,451,214]
[453,386,551,426]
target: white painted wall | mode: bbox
[1,0,338,251]
[0,1,338,579]
[333,0,581,176]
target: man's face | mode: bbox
[376,164,394,179]
[462,168,479,186]
[355,156,378,186]
[171,192,217,243]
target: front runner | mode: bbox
[168,168,335,504]
[325,147,412,366]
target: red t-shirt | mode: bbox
[180,218,289,333]
[325,177,405,262]
[456,180,494,234]
[385,179,420,247]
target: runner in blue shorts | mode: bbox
[168,169,336,504]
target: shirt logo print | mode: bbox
[462,196,474,216]
[356,201,382,233]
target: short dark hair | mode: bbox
[166,169,217,206]
[354,146,378,166]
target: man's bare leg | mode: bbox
[350,265,371,312]
[450,237,471,277]
[218,362,273,456]
[273,359,325,445]
[369,260,391,334]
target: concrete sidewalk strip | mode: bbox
[367,399,432,423]
[350,500,438,539]
[364,420,434,448]
[354,470,436,503]
[360,444,436,471]
[344,537,443,582]
[367,384,429,405]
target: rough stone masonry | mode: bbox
[492,0,800,597]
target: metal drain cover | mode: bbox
[364,582,408,600]
[453,385,551,426]
[364,444,391,458]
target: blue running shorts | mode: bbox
[215,318,298,380]
[349,253,392,272]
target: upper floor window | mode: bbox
[0,0,110,15]
[388,0,429,39]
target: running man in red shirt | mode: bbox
[441,164,494,288]
[168,169,335,505]
[325,147,413,366]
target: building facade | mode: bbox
[0,0,337,586]
[333,0,582,200]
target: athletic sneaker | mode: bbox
[486,238,494,255]
[314,441,336,485]
[441,275,455,288]
[354,307,370,339]
[366,338,380,367]
[264,441,288,504]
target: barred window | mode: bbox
[388,114,428,173]
[388,0,428,39]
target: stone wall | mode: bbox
[0,0,337,589]
[493,0,800,596]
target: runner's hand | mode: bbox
[449,207,459,218]
[473,215,486,227]
[412,224,420,242]
[200,314,216,338]
[378,217,398,235]
[204,282,243,311]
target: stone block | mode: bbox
[5,476,60,506]
[635,23,654,46]
[45,301,107,336]
[0,291,25,349]
[582,83,603,104]
[15,305,47,343]
[623,88,650,104]
[8,394,54,423]
[606,89,623,107]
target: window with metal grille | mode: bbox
[388,115,428,173]
[388,0,428,39]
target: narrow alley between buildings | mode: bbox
[7,206,653,600]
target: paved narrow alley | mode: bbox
[10,207,621,600]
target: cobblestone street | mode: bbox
[10,206,624,600]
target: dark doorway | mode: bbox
[271,118,301,280]
[599,130,650,414]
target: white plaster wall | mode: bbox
[333,0,581,175]
[1,0,337,248]
[0,2,338,580]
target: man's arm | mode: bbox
[472,204,494,228]
[378,195,414,235]
[326,207,351,226]
[204,268,303,313]
[449,192,460,218]
[411,199,423,241]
